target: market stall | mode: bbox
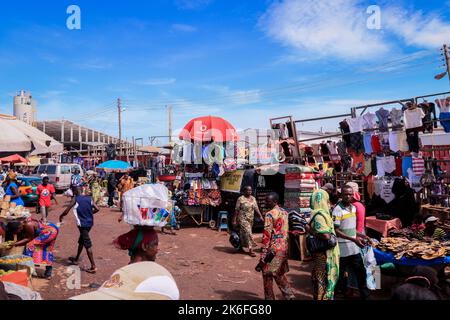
[175,116,239,227]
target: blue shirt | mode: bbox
[73,195,94,228]
[5,182,25,206]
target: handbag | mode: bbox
[306,212,337,254]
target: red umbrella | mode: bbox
[0,154,29,164]
[179,116,239,142]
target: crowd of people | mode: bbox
[0,165,448,301]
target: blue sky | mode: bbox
[0,0,449,144]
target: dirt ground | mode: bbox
[31,195,314,300]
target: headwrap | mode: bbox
[345,182,361,202]
[310,189,330,215]
[113,227,158,257]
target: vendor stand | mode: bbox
[176,116,238,227]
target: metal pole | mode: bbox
[444,44,450,85]
[168,105,173,145]
[118,98,122,158]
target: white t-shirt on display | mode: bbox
[362,113,378,129]
[347,117,366,133]
[404,108,425,129]
[380,179,395,204]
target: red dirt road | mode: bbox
[32,195,313,300]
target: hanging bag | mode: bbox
[306,212,337,254]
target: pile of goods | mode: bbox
[388,228,418,239]
[373,237,450,260]
[0,196,31,220]
[0,270,15,276]
[0,256,33,265]
[0,241,15,250]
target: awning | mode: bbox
[0,115,63,155]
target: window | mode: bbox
[60,166,71,174]
[29,180,41,187]
[71,166,82,174]
[46,166,57,174]
[37,165,47,174]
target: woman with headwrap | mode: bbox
[3,171,24,207]
[114,226,159,264]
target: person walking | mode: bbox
[260,192,295,300]
[117,174,134,211]
[332,185,370,300]
[233,186,263,257]
[59,187,99,274]
[36,176,57,223]
[309,188,340,300]
[107,171,118,208]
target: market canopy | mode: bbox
[179,116,239,142]
[96,160,132,171]
[0,154,28,164]
[0,114,63,155]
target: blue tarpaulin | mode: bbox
[374,248,450,266]
[97,160,132,171]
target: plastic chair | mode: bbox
[217,211,228,232]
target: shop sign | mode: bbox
[220,170,245,193]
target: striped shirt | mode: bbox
[333,202,360,258]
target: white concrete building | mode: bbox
[13,90,36,126]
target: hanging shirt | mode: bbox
[376,108,390,131]
[363,156,373,177]
[435,97,450,113]
[404,108,425,129]
[362,112,378,129]
[351,153,364,175]
[388,132,401,152]
[412,157,425,177]
[371,135,382,153]
[363,133,373,154]
[397,131,409,152]
[390,108,403,127]
[380,179,395,204]
[347,117,365,133]
[395,157,403,176]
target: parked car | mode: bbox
[17,176,43,206]
[33,164,83,192]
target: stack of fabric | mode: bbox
[284,167,317,213]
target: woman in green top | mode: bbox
[309,190,340,300]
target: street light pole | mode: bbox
[118,98,122,159]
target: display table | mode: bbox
[366,216,402,237]
[374,248,450,266]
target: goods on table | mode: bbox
[388,228,418,239]
[0,205,31,220]
[373,237,450,260]
[0,256,33,264]
[0,269,15,276]
[0,241,15,250]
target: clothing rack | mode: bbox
[269,115,302,164]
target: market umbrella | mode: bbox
[96,160,132,172]
[0,154,29,164]
[179,116,239,142]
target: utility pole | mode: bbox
[168,105,173,145]
[118,98,122,159]
[444,44,450,85]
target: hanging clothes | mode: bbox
[435,97,450,113]
[412,156,425,177]
[362,112,378,130]
[406,129,420,153]
[363,133,373,154]
[390,108,403,128]
[402,156,413,178]
[362,156,372,177]
[339,120,351,146]
[351,152,364,175]
[347,117,365,133]
[419,102,437,133]
[376,108,390,131]
[371,135,382,154]
[327,141,340,161]
[404,107,425,130]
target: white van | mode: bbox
[33,164,84,191]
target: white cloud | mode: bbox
[383,7,450,49]
[259,0,450,62]
[171,24,197,33]
[136,78,177,86]
[259,0,390,61]
[39,90,66,99]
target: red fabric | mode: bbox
[351,152,364,175]
[371,135,382,153]
[179,116,239,142]
[366,216,402,237]
[352,201,366,234]
[114,227,159,251]
[395,157,403,176]
[37,184,55,207]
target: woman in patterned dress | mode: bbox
[309,189,340,300]
[233,186,263,257]
[260,192,295,300]
[13,218,59,280]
